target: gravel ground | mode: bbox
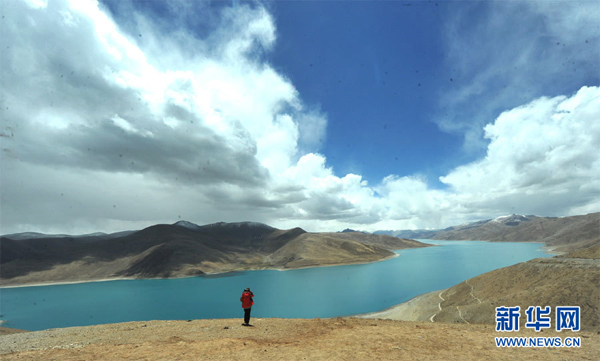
[1,318,598,360]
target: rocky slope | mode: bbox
[0,221,428,286]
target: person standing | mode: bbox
[240,288,254,326]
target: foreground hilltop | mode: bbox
[1,318,598,360]
[0,221,428,286]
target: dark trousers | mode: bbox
[244,308,251,324]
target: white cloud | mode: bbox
[1,0,598,235]
[441,86,600,216]
[274,86,600,231]
[0,0,313,231]
[1,0,313,182]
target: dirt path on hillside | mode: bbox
[361,257,600,331]
[1,318,597,360]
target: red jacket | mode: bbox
[240,291,254,308]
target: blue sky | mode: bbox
[269,1,456,185]
[1,0,599,234]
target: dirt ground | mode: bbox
[1,318,598,360]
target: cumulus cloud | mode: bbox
[440,86,600,216]
[0,0,313,231]
[1,0,598,235]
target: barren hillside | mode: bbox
[1,318,598,360]
[0,222,429,286]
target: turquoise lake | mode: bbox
[0,240,551,331]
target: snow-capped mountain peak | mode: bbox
[172,220,202,230]
[492,214,531,226]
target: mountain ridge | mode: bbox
[0,222,428,287]
[375,212,599,253]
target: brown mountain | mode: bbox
[0,221,429,286]
[430,212,600,253]
[322,231,428,250]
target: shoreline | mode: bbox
[271,251,400,272]
[355,289,440,316]
[541,244,567,256]
[0,277,138,289]
[0,240,554,289]
[0,252,402,289]
[354,289,445,322]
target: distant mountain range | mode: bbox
[2,213,598,286]
[0,221,428,286]
[375,212,599,253]
[1,230,136,241]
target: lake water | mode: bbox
[0,240,551,331]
